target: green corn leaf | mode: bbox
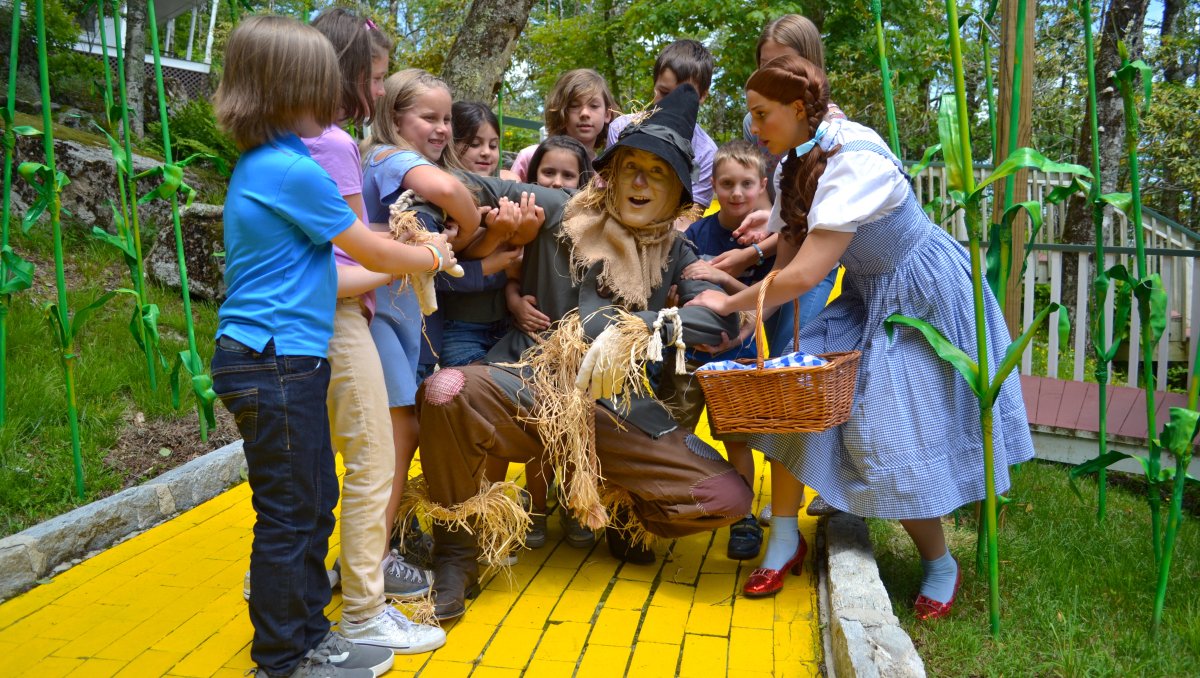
[969,148,1091,206]
[170,349,217,427]
[0,247,36,295]
[986,200,1045,303]
[128,304,146,351]
[90,226,136,261]
[42,302,68,348]
[91,122,131,177]
[1133,274,1168,347]
[142,303,162,345]
[192,372,217,430]
[1114,58,1153,116]
[1044,178,1089,206]
[988,302,1065,405]
[175,152,230,177]
[1069,451,1141,499]
[885,314,982,398]
[1058,304,1072,351]
[17,163,70,233]
[12,126,42,137]
[68,290,127,343]
[909,143,942,176]
[1098,192,1133,219]
[936,94,970,197]
[1158,407,1200,459]
[137,164,185,205]
[1095,265,1135,363]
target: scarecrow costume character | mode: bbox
[415,84,754,620]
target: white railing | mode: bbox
[907,163,1199,392]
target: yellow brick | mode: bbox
[726,670,775,678]
[694,572,737,606]
[588,607,639,648]
[698,548,740,575]
[39,604,118,642]
[154,609,240,653]
[484,561,540,592]
[112,649,185,677]
[614,558,659,582]
[730,595,775,630]
[602,579,651,610]
[664,537,708,583]
[170,621,254,677]
[679,633,728,678]
[464,589,521,625]
[773,580,816,623]
[728,627,774,673]
[544,543,592,569]
[33,655,84,678]
[773,621,818,663]
[575,642,631,678]
[570,559,618,591]
[649,581,693,609]
[775,660,822,678]
[220,642,254,672]
[684,603,732,637]
[530,621,589,663]
[65,657,124,677]
[417,660,474,678]
[498,593,557,630]
[478,624,540,669]
[636,606,687,645]
[523,658,576,677]
[388,652,432,673]
[548,587,602,623]
[0,635,65,669]
[471,666,522,678]
[627,640,679,677]
[433,620,494,663]
[526,566,576,592]
[52,615,140,659]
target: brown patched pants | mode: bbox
[417,365,752,538]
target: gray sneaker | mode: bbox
[525,513,549,549]
[560,508,595,549]
[383,550,433,599]
[284,653,372,678]
[310,631,394,677]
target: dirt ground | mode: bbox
[106,407,240,490]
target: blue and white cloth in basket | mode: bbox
[695,351,827,372]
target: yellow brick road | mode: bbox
[0,440,820,677]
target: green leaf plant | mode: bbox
[1,0,33,426]
[144,0,217,439]
[887,2,1090,636]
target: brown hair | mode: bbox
[544,69,618,149]
[713,139,768,180]
[310,8,383,126]
[756,14,824,69]
[746,55,838,245]
[362,68,465,170]
[654,40,714,97]
[214,15,339,151]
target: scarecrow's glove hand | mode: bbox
[575,326,626,401]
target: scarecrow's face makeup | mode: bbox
[612,148,682,229]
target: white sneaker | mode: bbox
[244,568,341,602]
[340,606,447,654]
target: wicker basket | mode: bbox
[696,270,860,434]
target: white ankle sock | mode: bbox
[919,550,959,603]
[760,516,800,571]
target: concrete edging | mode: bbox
[0,441,246,602]
[819,512,925,678]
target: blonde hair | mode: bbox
[544,69,618,149]
[713,139,767,180]
[757,14,825,69]
[362,68,464,170]
[214,15,340,150]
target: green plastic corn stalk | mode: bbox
[1,0,39,427]
[870,0,901,157]
[92,0,161,389]
[144,0,217,440]
[886,0,1088,637]
[24,0,127,498]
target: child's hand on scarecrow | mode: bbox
[733,209,770,244]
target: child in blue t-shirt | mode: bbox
[210,16,457,678]
[667,140,774,561]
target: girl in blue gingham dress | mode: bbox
[690,54,1033,617]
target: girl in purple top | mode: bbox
[303,8,444,653]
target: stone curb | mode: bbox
[820,513,925,678]
[0,441,246,602]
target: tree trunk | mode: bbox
[1060,0,1151,333]
[123,0,147,138]
[440,0,537,104]
[992,0,1037,337]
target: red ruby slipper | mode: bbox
[742,535,808,598]
[914,567,962,621]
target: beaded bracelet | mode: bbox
[423,243,443,272]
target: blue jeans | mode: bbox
[211,337,339,677]
[769,266,839,357]
[440,319,510,367]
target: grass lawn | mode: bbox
[0,220,233,538]
[870,460,1200,676]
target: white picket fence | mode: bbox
[908,163,1200,391]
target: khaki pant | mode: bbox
[327,300,394,622]
[417,365,752,538]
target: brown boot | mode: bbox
[431,523,481,621]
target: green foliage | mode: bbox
[44,51,108,117]
[0,0,81,69]
[145,99,239,174]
